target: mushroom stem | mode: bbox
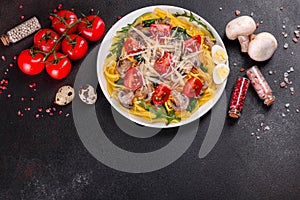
[238,35,250,52]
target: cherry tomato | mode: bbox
[183,35,201,54]
[78,15,105,41]
[182,77,203,98]
[61,34,88,60]
[17,49,45,75]
[123,38,142,54]
[154,52,172,74]
[45,52,72,79]
[51,10,78,34]
[34,28,61,53]
[152,84,171,106]
[150,24,171,40]
[124,67,143,90]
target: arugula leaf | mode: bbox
[173,11,215,41]
[108,17,140,59]
[137,100,181,125]
[171,26,191,40]
[199,63,208,73]
[134,54,145,63]
[142,18,162,27]
[186,98,197,112]
[115,78,124,85]
[149,106,181,125]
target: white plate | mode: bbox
[97,5,228,128]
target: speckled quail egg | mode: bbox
[211,45,228,64]
[78,84,97,104]
[213,63,230,84]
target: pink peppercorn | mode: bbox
[58,4,63,9]
[228,77,250,119]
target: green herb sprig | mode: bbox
[173,11,215,41]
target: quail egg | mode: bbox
[211,45,228,64]
[213,63,230,84]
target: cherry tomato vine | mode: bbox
[18,9,106,80]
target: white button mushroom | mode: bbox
[226,16,257,52]
[226,16,257,40]
[248,32,278,61]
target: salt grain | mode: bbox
[285,103,290,108]
[264,126,270,131]
[283,43,289,49]
[268,71,273,75]
[235,10,241,16]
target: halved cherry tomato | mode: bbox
[123,38,142,54]
[183,35,202,54]
[51,10,78,34]
[154,52,172,74]
[152,84,171,106]
[124,68,143,90]
[78,15,106,42]
[17,49,45,75]
[45,52,72,80]
[182,77,203,98]
[34,28,61,53]
[150,24,171,40]
[62,34,88,60]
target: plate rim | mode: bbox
[96,5,228,128]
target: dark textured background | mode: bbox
[0,0,300,199]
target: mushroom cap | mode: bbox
[225,16,257,40]
[248,32,278,62]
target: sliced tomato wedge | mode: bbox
[150,24,171,40]
[124,38,142,54]
[183,35,202,54]
[182,77,203,98]
[124,67,143,90]
[152,84,171,106]
[154,52,173,74]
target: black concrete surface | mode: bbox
[0,0,299,199]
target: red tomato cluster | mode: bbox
[18,9,106,79]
